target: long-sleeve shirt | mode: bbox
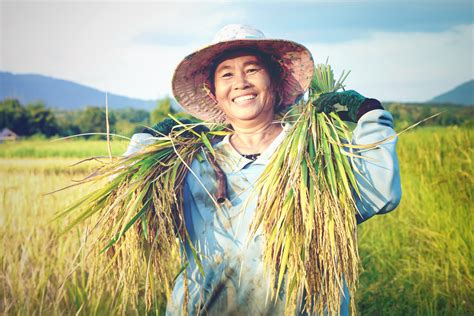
[125,109,402,315]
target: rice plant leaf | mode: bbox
[61,205,103,235]
[100,198,152,253]
[195,151,204,163]
[332,142,351,197]
[319,118,337,196]
[300,158,309,222]
[276,234,292,296]
[186,233,205,277]
[286,274,298,305]
[341,149,360,196]
[208,130,230,136]
[307,157,315,233]
[172,263,189,284]
[168,113,200,138]
[200,132,215,156]
[141,213,149,240]
[52,189,99,222]
[53,172,124,222]
[308,133,316,162]
[170,160,181,186]
[116,182,151,237]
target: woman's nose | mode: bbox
[233,72,250,90]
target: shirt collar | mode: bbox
[213,124,291,173]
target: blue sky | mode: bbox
[1,0,473,103]
[134,2,473,44]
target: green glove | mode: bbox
[143,118,209,137]
[312,90,367,122]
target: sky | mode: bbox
[1,0,473,103]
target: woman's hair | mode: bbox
[207,47,283,105]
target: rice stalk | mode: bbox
[251,61,362,315]
[54,125,221,312]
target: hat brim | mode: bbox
[172,39,314,123]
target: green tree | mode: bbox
[150,96,173,124]
[76,106,116,136]
[114,108,150,123]
[26,102,59,136]
[0,98,31,135]
[54,110,81,136]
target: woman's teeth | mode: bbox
[233,94,256,103]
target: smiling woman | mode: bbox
[212,52,282,154]
[58,23,401,316]
[115,24,400,315]
[214,53,275,121]
[41,22,403,315]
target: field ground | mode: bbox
[0,127,472,315]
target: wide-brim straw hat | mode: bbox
[172,24,315,123]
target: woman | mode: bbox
[126,24,401,315]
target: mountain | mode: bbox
[0,71,159,110]
[430,80,474,106]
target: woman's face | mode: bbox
[213,52,277,126]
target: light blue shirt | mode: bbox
[126,109,401,315]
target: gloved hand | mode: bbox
[312,90,383,122]
[142,118,209,137]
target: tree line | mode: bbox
[384,102,473,129]
[0,97,190,138]
[1,98,472,139]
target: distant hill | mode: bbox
[430,80,474,106]
[0,71,161,111]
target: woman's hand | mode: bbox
[312,90,383,122]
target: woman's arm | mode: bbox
[351,109,402,223]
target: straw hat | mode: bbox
[172,24,315,123]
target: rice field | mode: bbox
[0,138,128,158]
[0,127,472,315]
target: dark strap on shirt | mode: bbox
[242,153,261,161]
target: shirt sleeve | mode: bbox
[123,132,157,157]
[351,109,402,224]
[108,133,157,182]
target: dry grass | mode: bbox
[0,158,169,314]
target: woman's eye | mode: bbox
[247,68,259,74]
[222,72,232,78]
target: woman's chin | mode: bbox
[229,112,264,122]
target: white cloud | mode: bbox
[305,24,474,102]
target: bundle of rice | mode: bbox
[54,119,225,310]
[251,62,360,315]
[58,63,367,315]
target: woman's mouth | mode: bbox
[232,94,257,104]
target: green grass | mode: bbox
[357,126,473,315]
[0,126,472,315]
[0,139,129,158]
